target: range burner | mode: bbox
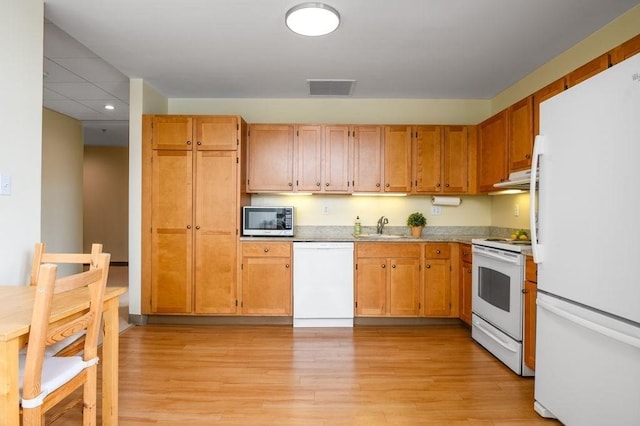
[471,238,532,253]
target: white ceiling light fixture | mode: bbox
[104,104,115,110]
[286,3,340,36]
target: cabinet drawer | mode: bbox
[356,243,421,258]
[526,256,537,282]
[425,243,450,259]
[242,242,291,257]
[460,244,473,264]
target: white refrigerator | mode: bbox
[530,53,640,425]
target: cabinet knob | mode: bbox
[444,184,450,187]
[381,264,386,268]
[316,182,321,187]
[426,264,431,269]
[325,182,330,187]
[186,140,192,145]
[264,248,269,253]
[392,264,396,268]
[288,182,293,187]
[195,225,200,230]
[186,225,191,229]
[436,249,441,254]
[436,183,441,188]
[525,154,531,159]
[197,141,202,146]
[466,268,472,274]
[385,183,390,188]
[376,183,381,188]
[522,289,529,294]
[285,264,290,268]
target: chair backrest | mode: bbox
[30,242,103,285]
[21,252,111,402]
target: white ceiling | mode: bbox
[43,0,640,145]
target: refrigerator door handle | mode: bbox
[538,297,640,349]
[530,135,545,264]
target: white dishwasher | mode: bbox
[293,242,354,327]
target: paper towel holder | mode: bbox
[431,196,461,206]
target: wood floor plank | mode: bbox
[48,324,560,425]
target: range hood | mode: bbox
[493,169,536,190]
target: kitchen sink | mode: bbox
[355,233,406,239]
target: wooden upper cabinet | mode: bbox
[442,126,469,193]
[508,96,534,172]
[353,125,383,192]
[478,109,509,192]
[413,125,442,193]
[247,124,295,192]
[195,116,239,150]
[152,116,193,150]
[295,125,323,192]
[611,33,640,64]
[323,125,352,193]
[566,53,611,88]
[533,78,566,135]
[384,126,412,192]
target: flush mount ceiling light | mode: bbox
[104,104,115,110]
[286,3,340,36]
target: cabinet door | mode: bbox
[247,124,294,192]
[389,257,421,316]
[413,125,442,193]
[241,256,292,315]
[533,78,566,135]
[355,257,387,315]
[195,116,238,151]
[353,126,383,192]
[442,126,469,193]
[150,150,193,313]
[478,109,509,192]
[152,116,193,150]
[384,126,412,192]
[524,280,537,370]
[508,97,534,172]
[295,125,323,192]
[566,53,610,88]
[423,259,451,316]
[323,125,351,192]
[194,151,238,314]
[611,33,640,64]
[460,261,472,325]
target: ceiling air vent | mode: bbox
[307,79,356,96]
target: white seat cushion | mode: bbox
[19,354,98,408]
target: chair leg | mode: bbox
[21,406,44,426]
[83,365,98,426]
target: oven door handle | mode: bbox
[472,317,518,353]
[473,248,521,265]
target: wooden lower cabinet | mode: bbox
[355,243,421,316]
[524,256,537,370]
[240,242,292,315]
[459,244,473,325]
[423,243,453,317]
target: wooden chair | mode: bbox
[19,252,111,425]
[30,242,103,357]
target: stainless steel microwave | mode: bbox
[242,206,294,237]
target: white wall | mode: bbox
[0,1,43,284]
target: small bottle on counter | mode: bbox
[354,216,362,236]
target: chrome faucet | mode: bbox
[376,216,389,234]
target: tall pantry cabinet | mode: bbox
[142,115,248,315]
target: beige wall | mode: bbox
[41,108,84,258]
[84,146,129,261]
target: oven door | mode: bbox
[472,245,524,340]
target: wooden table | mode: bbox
[0,285,127,426]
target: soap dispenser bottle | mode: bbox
[354,216,362,236]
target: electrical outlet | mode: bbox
[514,204,520,217]
[0,175,11,196]
[431,206,441,216]
[322,205,329,215]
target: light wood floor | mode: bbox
[50,324,561,425]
